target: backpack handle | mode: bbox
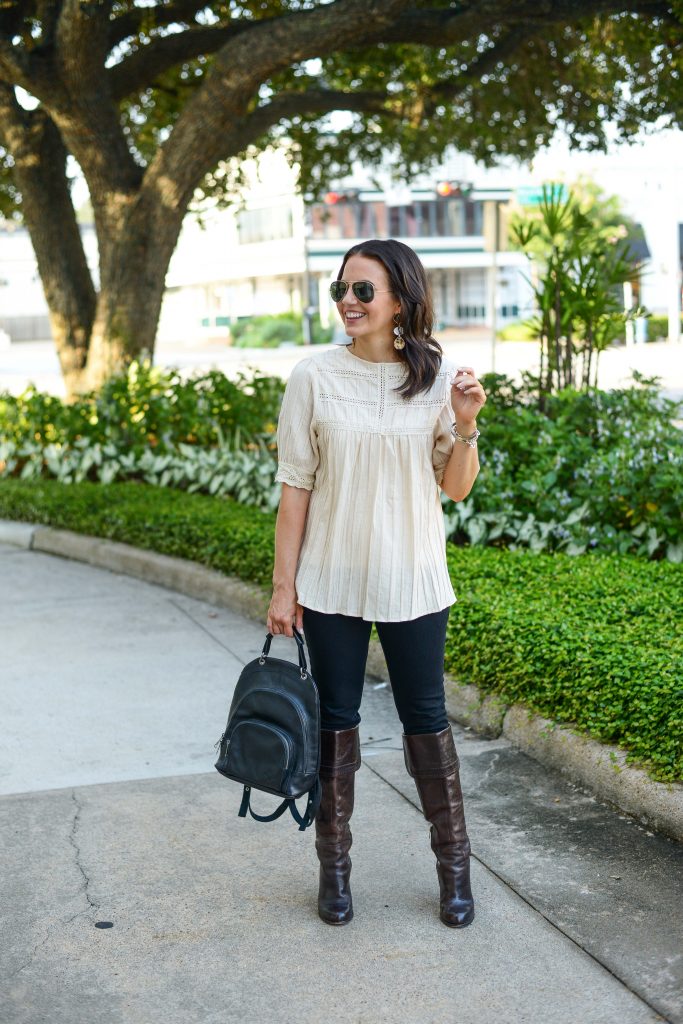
[238,779,322,832]
[260,626,308,677]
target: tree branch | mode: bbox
[424,26,531,112]
[0,38,32,90]
[106,0,676,104]
[56,0,113,91]
[142,0,415,208]
[108,0,208,47]
[381,0,673,45]
[36,0,63,48]
[233,87,392,143]
[109,22,258,101]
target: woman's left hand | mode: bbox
[450,366,487,425]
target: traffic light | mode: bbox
[324,189,360,204]
[435,181,473,199]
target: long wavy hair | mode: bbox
[336,238,444,399]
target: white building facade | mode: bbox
[1,134,682,346]
[157,150,532,343]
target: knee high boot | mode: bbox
[402,726,475,928]
[315,724,362,925]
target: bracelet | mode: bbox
[450,423,480,447]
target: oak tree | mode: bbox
[0,0,680,394]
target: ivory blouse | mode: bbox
[274,343,460,622]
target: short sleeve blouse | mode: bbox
[274,343,459,622]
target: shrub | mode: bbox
[231,312,333,348]
[0,360,284,454]
[1,363,681,561]
[646,315,683,342]
[450,369,683,562]
[495,322,537,342]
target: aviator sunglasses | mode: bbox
[330,280,392,303]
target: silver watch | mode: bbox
[450,423,480,447]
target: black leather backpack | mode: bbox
[214,627,322,831]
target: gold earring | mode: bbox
[393,312,405,350]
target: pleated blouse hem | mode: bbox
[295,587,458,623]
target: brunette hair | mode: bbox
[336,238,443,399]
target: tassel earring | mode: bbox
[393,312,405,350]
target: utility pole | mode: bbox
[484,197,508,374]
[302,202,313,347]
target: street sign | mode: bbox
[515,184,567,206]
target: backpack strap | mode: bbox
[288,777,322,831]
[238,778,322,832]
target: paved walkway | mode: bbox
[1,542,681,1024]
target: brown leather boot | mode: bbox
[314,724,362,925]
[402,726,475,928]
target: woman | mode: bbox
[267,238,487,929]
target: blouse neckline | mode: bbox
[342,343,406,368]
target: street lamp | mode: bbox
[483,196,511,374]
[302,203,313,346]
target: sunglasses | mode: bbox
[329,280,392,303]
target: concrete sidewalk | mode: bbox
[1,542,681,1024]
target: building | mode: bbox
[157,149,531,344]
[1,137,682,346]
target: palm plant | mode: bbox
[510,185,646,409]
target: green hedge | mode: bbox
[1,478,680,783]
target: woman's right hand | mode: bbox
[267,583,303,638]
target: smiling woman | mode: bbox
[267,237,488,932]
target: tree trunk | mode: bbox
[0,95,97,395]
[73,191,188,394]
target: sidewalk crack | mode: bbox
[69,790,99,914]
[473,750,501,791]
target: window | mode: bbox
[237,206,293,245]
[308,199,483,239]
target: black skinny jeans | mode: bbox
[301,605,451,735]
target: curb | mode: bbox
[2,518,681,843]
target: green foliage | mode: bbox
[231,313,333,348]
[282,18,683,199]
[445,369,683,562]
[0,479,276,587]
[0,478,679,782]
[0,360,284,455]
[2,5,681,216]
[509,184,647,396]
[442,541,682,783]
[2,362,681,560]
[646,315,683,341]
[0,436,281,511]
[496,322,537,342]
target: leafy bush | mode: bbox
[646,315,683,342]
[449,369,683,562]
[1,478,680,782]
[443,542,682,783]
[0,360,283,455]
[1,362,681,561]
[0,436,280,511]
[495,321,537,342]
[231,312,333,348]
[510,184,646,394]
